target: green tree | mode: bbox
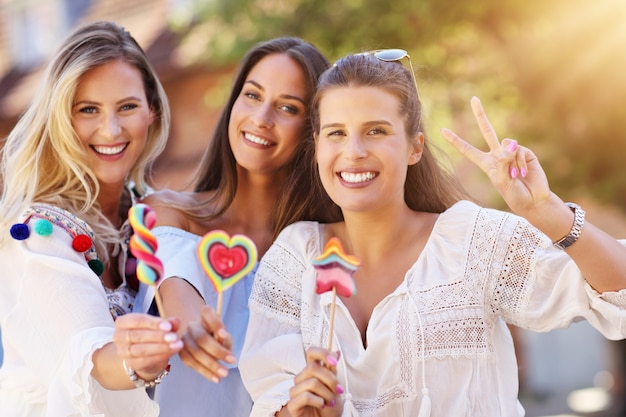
[178,0,626,209]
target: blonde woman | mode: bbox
[0,21,182,416]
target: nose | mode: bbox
[344,133,367,160]
[251,102,275,129]
[100,113,122,139]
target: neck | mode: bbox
[339,205,418,262]
[97,183,125,227]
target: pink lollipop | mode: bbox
[128,203,165,316]
[312,237,360,349]
[197,230,257,315]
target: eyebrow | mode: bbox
[72,96,143,108]
[244,80,306,105]
[320,120,393,130]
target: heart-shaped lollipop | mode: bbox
[197,230,258,314]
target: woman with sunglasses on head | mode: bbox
[239,50,626,417]
[0,21,184,417]
[133,37,339,417]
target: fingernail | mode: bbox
[159,321,173,331]
[336,384,344,394]
[225,354,236,364]
[329,399,336,407]
[163,332,178,342]
[520,167,527,178]
[327,355,338,366]
[507,140,518,152]
[218,367,228,377]
[211,375,220,383]
[510,167,518,178]
[169,340,183,349]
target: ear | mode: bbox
[148,107,156,126]
[408,132,425,165]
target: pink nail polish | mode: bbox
[520,167,527,178]
[327,355,338,366]
[336,384,345,394]
[507,140,518,152]
[510,167,518,178]
[329,399,336,407]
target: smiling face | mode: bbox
[72,59,154,191]
[316,86,423,214]
[228,53,308,177]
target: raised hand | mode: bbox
[179,305,236,383]
[440,96,552,217]
[282,347,343,417]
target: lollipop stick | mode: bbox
[154,286,166,317]
[327,287,337,351]
[216,292,224,316]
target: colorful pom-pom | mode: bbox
[72,234,93,252]
[88,259,105,276]
[10,224,30,240]
[33,219,53,236]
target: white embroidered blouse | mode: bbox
[0,204,158,417]
[240,200,626,417]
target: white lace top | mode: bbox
[240,200,626,417]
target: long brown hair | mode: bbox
[311,53,468,213]
[180,37,341,237]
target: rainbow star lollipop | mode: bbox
[128,203,165,316]
[312,237,359,350]
[197,230,258,315]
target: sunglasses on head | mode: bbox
[365,49,420,98]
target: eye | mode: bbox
[243,91,260,101]
[120,103,139,111]
[326,129,346,138]
[78,106,98,114]
[279,104,299,115]
[368,127,387,135]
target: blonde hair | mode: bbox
[0,21,170,261]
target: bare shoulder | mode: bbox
[140,189,193,230]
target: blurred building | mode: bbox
[0,0,231,191]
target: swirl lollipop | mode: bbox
[312,237,359,350]
[128,203,165,316]
[197,230,257,315]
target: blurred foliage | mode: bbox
[175,0,626,210]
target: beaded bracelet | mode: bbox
[123,360,170,388]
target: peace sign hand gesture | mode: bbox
[440,96,551,217]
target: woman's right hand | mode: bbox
[282,347,343,417]
[179,305,236,383]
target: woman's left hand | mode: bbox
[440,96,552,217]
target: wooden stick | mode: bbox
[216,292,224,316]
[154,286,166,317]
[327,287,337,351]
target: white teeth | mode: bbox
[93,144,126,155]
[340,171,376,183]
[245,133,271,146]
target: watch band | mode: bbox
[553,202,585,250]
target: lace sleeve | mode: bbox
[240,222,319,417]
[478,207,626,338]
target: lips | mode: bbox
[244,132,272,146]
[339,171,377,184]
[91,143,128,155]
